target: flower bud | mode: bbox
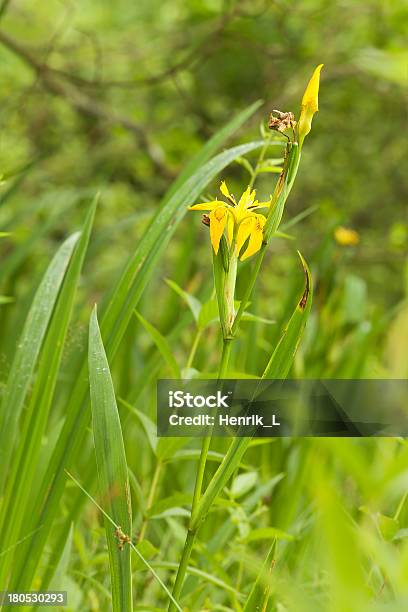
[298,64,323,145]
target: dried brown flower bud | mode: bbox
[202,214,211,227]
[268,110,296,133]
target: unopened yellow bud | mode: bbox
[298,64,323,144]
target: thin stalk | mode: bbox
[191,339,231,512]
[138,460,162,543]
[168,530,196,610]
[185,328,203,370]
[169,338,232,611]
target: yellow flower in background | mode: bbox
[189,181,271,260]
[334,226,360,246]
[298,64,323,144]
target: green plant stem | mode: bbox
[185,328,203,370]
[168,530,196,610]
[138,460,162,543]
[168,338,232,611]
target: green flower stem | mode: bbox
[138,460,162,543]
[168,338,232,611]
[168,529,195,611]
[185,328,203,370]
[191,338,232,509]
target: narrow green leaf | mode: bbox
[0,199,96,586]
[165,100,263,200]
[245,527,294,542]
[262,251,312,379]
[149,562,243,598]
[230,471,258,499]
[89,308,133,612]
[135,311,180,378]
[164,279,202,323]
[241,311,276,325]
[242,540,277,612]
[156,437,189,462]
[0,231,79,492]
[190,436,252,531]
[119,397,158,456]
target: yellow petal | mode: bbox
[298,64,323,144]
[236,217,254,254]
[220,180,231,199]
[240,215,266,261]
[238,186,255,210]
[209,206,228,254]
[189,200,222,211]
[253,199,272,210]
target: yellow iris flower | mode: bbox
[298,64,323,144]
[189,181,271,260]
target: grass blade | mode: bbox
[242,539,277,612]
[0,199,97,587]
[135,311,180,378]
[0,231,79,492]
[89,307,133,612]
[261,251,312,379]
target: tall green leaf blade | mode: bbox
[164,279,202,322]
[261,252,312,379]
[89,307,133,612]
[0,231,79,492]
[0,200,96,587]
[164,100,262,201]
[135,311,180,378]
[242,540,277,612]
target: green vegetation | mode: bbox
[0,1,407,611]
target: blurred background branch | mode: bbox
[0,29,174,179]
